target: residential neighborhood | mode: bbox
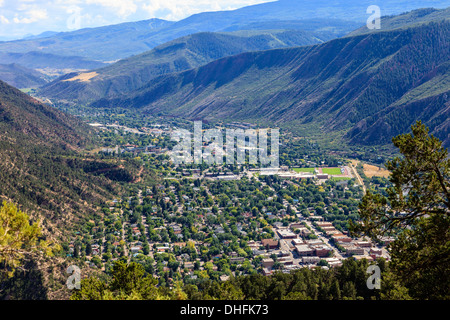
[65,143,391,284]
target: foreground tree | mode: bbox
[0,201,52,279]
[71,261,181,300]
[351,121,450,299]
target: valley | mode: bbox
[49,115,393,292]
[0,1,448,302]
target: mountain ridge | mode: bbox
[348,7,450,36]
[38,30,335,103]
[0,64,49,89]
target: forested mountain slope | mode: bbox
[0,80,128,238]
[39,30,336,103]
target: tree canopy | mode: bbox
[351,121,450,299]
[0,201,52,279]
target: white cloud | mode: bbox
[0,15,9,24]
[86,0,138,17]
[13,8,48,24]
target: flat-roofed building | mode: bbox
[290,223,304,230]
[369,248,383,258]
[346,246,365,256]
[292,239,305,246]
[325,230,342,236]
[332,235,353,243]
[302,256,320,264]
[379,236,395,245]
[279,258,294,266]
[261,258,275,269]
[370,248,382,255]
[353,255,374,262]
[324,258,343,267]
[262,268,274,276]
[298,227,311,236]
[306,239,324,245]
[230,257,245,263]
[277,229,297,239]
[279,250,291,257]
[316,222,333,228]
[295,245,314,256]
[311,244,333,257]
[356,240,372,248]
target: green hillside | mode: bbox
[0,63,49,89]
[39,30,335,103]
[0,80,131,239]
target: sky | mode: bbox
[0,0,274,40]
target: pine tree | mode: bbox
[351,121,450,299]
[0,201,54,279]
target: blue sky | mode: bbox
[0,0,273,40]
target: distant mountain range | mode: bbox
[0,15,357,63]
[21,31,60,40]
[0,51,107,73]
[85,17,449,147]
[0,18,174,62]
[2,0,449,63]
[2,2,448,300]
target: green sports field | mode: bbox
[322,168,343,175]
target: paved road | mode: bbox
[303,220,344,260]
[349,162,366,194]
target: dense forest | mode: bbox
[71,258,391,300]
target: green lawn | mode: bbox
[293,167,316,173]
[322,168,343,175]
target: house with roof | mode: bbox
[261,238,279,250]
